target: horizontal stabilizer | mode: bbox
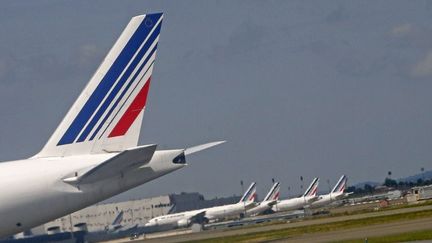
[184,141,226,156]
[64,144,157,184]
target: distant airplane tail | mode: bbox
[112,211,124,226]
[262,182,280,202]
[35,13,163,157]
[239,182,257,203]
[331,175,348,194]
[303,178,319,197]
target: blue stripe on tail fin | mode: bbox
[58,13,162,145]
[239,182,257,203]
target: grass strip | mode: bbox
[334,229,432,243]
[186,209,432,243]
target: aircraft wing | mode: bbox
[244,201,258,210]
[335,192,353,200]
[265,200,278,207]
[307,196,319,203]
[64,144,157,184]
[189,211,207,224]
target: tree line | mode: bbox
[346,177,432,195]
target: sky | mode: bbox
[0,0,431,201]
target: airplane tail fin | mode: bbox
[303,178,319,197]
[35,13,163,157]
[239,182,257,203]
[331,175,348,194]
[112,211,124,225]
[263,182,280,202]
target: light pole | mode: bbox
[421,167,425,182]
[69,214,74,240]
[300,176,304,193]
[240,180,244,195]
[240,180,245,219]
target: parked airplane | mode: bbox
[145,182,257,228]
[105,211,125,233]
[272,178,319,212]
[104,211,138,234]
[310,175,350,208]
[245,182,280,216]
[0,13,224,237]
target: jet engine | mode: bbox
[177,218,190,228]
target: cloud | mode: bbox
[0,58,8,80]
[325,5,349,24]
[389,23,432,49]
[391,23,412,37]
[0,43,104,87]
[78,44,104,68]
[411,50,432,77]
[209,21,267,62]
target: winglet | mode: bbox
[184,141,226,156]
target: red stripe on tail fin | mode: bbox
[109,78,151,137]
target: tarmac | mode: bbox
[272,217,432,242]
[112,204,432,243]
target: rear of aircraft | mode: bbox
[263,182,281,202]
[303,178,320,197]
[246,182,280,216]
[0,13,225,238]
[33,11,223,184]
[239,182,257,204]
[36,13,163,158]
[331,175,348,199]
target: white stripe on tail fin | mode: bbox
[331,175,348,193]
[35,13,163,157]
[239,182,257,203]
[303,178,320,197]
[263,182,280,202]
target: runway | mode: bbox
[131,204,432,243]
[271,217,432,242]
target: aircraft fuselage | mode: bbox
[0,150,185,237]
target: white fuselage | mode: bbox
[272,196,315,212]
[245,201,275,216]
[146,210,204,227]
[0,150,185,237]
[310,192,343,208]
[147,202,251,228]
[205,202,249,221]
